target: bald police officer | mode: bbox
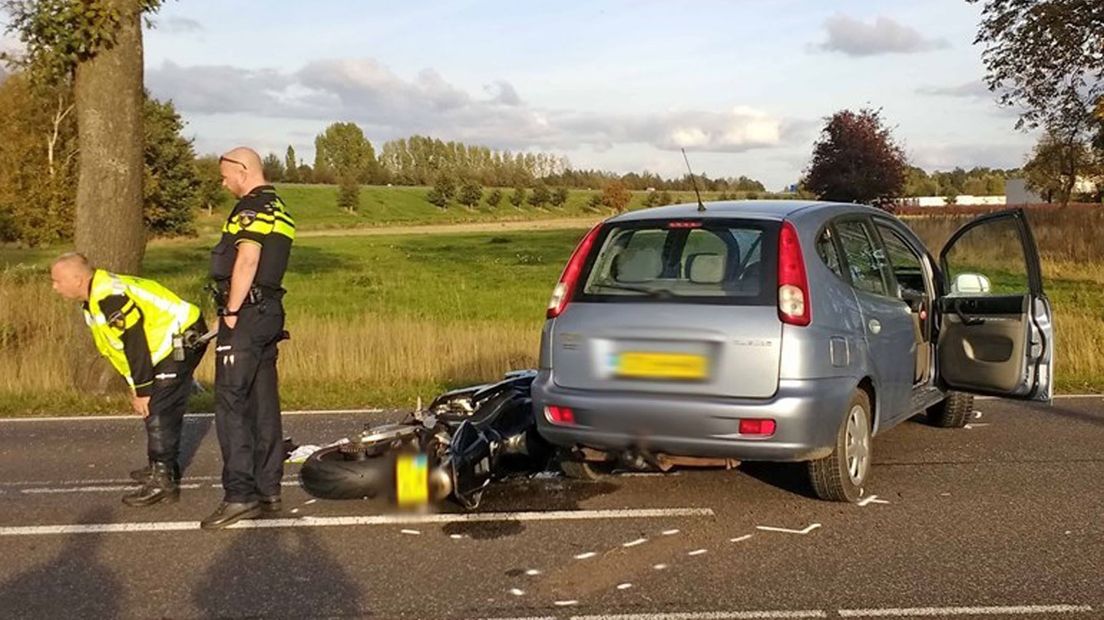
[201,147,296,530]
[51,253,208,506]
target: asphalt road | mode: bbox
[0,396,1101,620]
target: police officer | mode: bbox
[201,147,295,530]
[50,253,208,506]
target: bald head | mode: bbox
[219,146,267,198]
[50,252,94,301]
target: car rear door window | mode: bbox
[835,219,890,297]
[815,227,845,279]
[875,223,926,298]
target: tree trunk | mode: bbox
[71,0,147,393]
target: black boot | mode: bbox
[200,501,261,530]
[129,463,152,482]
[122,461,179,507]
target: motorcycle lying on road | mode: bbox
[298,371,556,509]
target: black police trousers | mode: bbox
[214,301,285,503]
[146,318,208,468]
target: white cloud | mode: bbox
[147,58,797,155]
[816,15,948,57]
[151,16,203,34]
[917,80,992,99]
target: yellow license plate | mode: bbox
[616,352,708,380]
[396,454,429,507]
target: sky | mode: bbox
[2,0,1037,190]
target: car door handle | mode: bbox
[868,319,881,334]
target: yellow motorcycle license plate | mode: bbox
[396,454,429,507]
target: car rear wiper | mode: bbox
[592,282,676,298]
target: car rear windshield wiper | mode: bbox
[591,282,677,298]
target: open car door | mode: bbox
[935,208,1053,403]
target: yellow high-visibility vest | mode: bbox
[83,269,200,390]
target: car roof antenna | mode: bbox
[681,148,706,212]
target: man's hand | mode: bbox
[223,315,238,330]
[132,394,151,418]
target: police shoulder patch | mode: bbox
[237,210,258,228]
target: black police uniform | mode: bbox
[209,185,295,505]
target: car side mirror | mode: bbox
[951,273,991,295]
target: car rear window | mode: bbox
[575,219,778,306]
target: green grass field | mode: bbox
[192,184,756,236]
[2,205,1101,416]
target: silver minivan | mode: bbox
[532,201,1053,502]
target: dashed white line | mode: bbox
[653,564,668,570]
[837,604,1093,617]
[554,600,579,607]
[622,538,648,547]
[400,529,421,535]
[617,583,633,590]
[574,551,598,560]
[729,535,753,543]
[0,507,716,537]
[509,588,525,597]
[688,548,708,556]
[755,523,821,535]
[662,529,680,535]
[525,569,542,576]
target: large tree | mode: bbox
[970,0,1103,195]
[802,108,908,205]
[970,0,1103,133]
[4,0,162,393]
[314,122,379,185]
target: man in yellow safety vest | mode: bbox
[50,252,209,506]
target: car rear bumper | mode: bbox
[532,371,856,462]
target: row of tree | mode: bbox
[257,126,769,193]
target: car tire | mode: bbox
[299,446,391,500]
[807,389,872,503]
[926,391,974,428]
[560,458,603,481]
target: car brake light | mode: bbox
[739,418,776,436]
[547,223,604,319]
[544,405,576,425]
[667,221,702,229]
[778,220,811,326]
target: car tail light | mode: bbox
[738,418,776,436]
[547,223,603,319]
[544,405,576,425]
[777,220,811,326]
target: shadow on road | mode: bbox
[193,528,365,619]
[178,414,214,475]
[0,507,122,619]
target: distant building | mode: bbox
[1005,178,1043,205]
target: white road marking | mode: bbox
[964,423,991,429]
[729,535,753,543]
[617,583,633,590]
[688,549,708,556]
[571,611,828,619]
[574,551,598,560]
[450,534,465,539]
[509,588,525,596]
[622,537,648,547]
[400,529,421,535]
[23,484,202,494]
[304,499,317,505]
[0,507,715,537]
[653,564,668,570]
[662,528,680,535]
[755,523,821,535]
[555,600,579,607]
[857,495,889,507]
[837,604,1093,617]
[525,569,542,576]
